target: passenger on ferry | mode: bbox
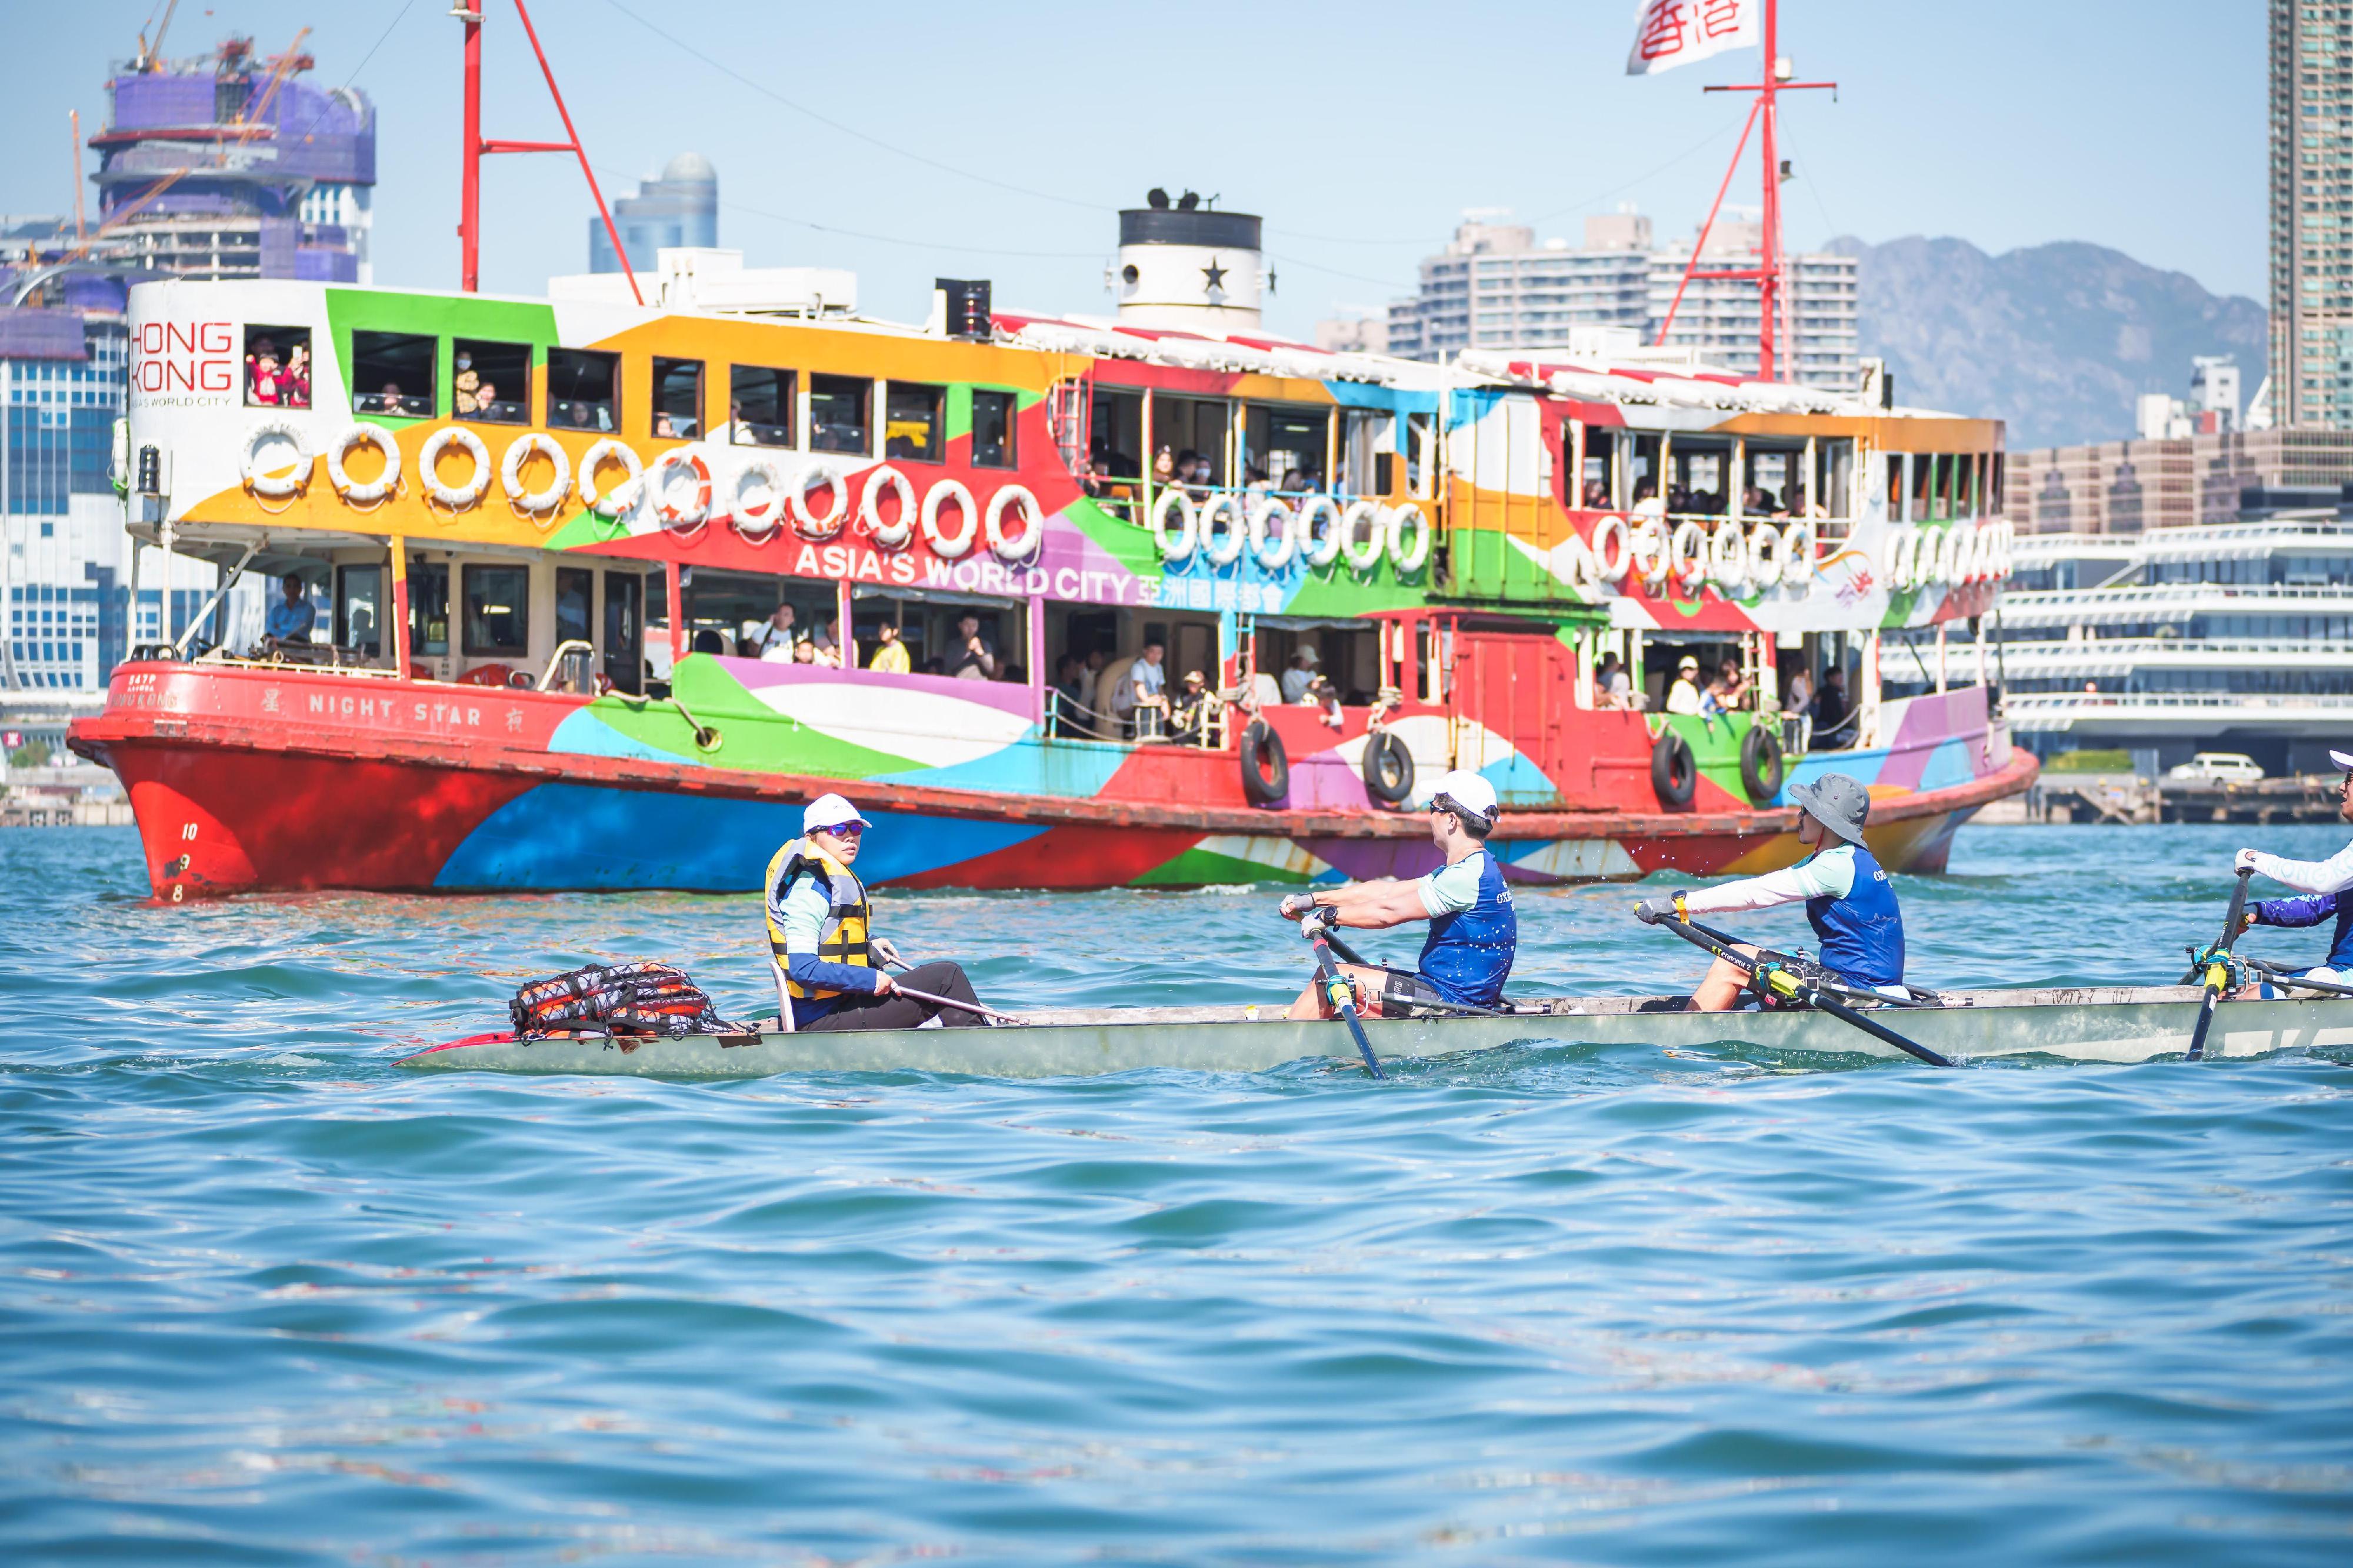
[1636,773,1905,1012]
[1168,669,1211,739]
[1811,666,1852,741]
[1665,655,1704,715]
[867,622,911,674]
[246,339,285,406]
[814,617,844,668]
[264,573,315,645]
[752,603,796,659]
[452,351,478,413]
[2233,751,2353,990]
[791,640,817,664]
[1276,770,1517,1019]
[948,613,997,680]
[1281,646,1320,705]
[1596,651,1634,709]
[1152,447,1176,487]
[1308,675,1344,730]
[1632,481,1665,520]
[1124,640,1168,735]
[1582,478,1612,509]
[281,343,311,408]
[766,794,994,1032]
[1782,663,1814,717]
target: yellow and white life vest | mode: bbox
[764,836,873,1001]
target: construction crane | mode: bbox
[132,0,181,74]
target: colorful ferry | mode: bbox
[69,196,2029,900]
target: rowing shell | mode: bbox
[396,987,2353,1078]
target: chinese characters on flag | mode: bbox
[1625,0,1758,76]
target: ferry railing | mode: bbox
[1047,689,1232,749]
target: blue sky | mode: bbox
[3,1,2261,332]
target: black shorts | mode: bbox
[1371,967,1454,1019]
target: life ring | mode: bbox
[1248,496,1297,571]
[1651,729,1697,809]
[1591,514,1633,583]
[1884,523,1918,591]
[325,423,399,504]
[1930,525,1959,586]
[1199,492,1247,567]
[1957,520,1985,583]
[648,446,711,532]
[419,425,490,509]
[859,464,915,546]
[1338,499,1387,572]
[791,463,850,540]
[241,418,311,499]
[1152,488,1198,562]
[922,477,981,559]
[1739,723,1785,805]
[1708,521,1749,592]
[1388,501,1431,573]
[985,483,1044,563]
[1668,519,1708,589]
[1296,493,1343,569]
[580,438,642,518]
[1780,518,1816,579]
[1748,522,1784,588]
[1361,729,1414,806]
[729,455,786,540]
[1240,718,1289,806]
[501,431,571,513]
[1631,516,1671,585]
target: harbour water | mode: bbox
[3,823,2349,1564]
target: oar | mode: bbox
[2242,958,2353,998]
[1657,914,1953,1067]
[1300,910,1385,1079]
[1679,915,1940,1009]
[2185,868,2255,1062]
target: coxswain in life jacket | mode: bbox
[765,836,873,1006]
[1635,770,1907,1012]
[1277,769,1517,1020]
[2235,746,2353,991]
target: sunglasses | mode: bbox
[822,822,866,837]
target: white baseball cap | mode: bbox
[2332,749,2353,770]
[802,793,871,834]
[1427,769,1500,825]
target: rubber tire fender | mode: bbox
[1361,729,1414,806]
[1739,722,1785,805]
[1651,728,1697,810]
[1241,719,1290,806]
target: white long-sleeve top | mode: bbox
[1679,844,1857,916]
[2248,839,2353,895]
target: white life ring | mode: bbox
[1388,501,1431,573]
[985,483,1044,562]
[922,477,981,559]
[1152,488,1198,562]
[419,425,490,509]
[1630,516,1671,585]
[791,463,850,540]
[1591,515,1633,583]
[1780,518,1817,579]
[1199,492,1247,567]
[1992,518,2016,578]
[1883,523,1918,591]
[859,464,915,547]
[501,431,571,513]
[1338,499,1387,572]
[1295,493,1343,569]
[241,418,311,499]
[1248,496,1297,571]
[1668,519,1708,589]
[1748,522,1784,588]
[325,423,400,504]
[580,438,642,518]
[647,446,711,533]
[1930,525,1959,586]
[729,455,786,540]
[1708,521,1749,592]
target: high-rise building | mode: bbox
[589,154,719,273]
[2271,1,2353,428]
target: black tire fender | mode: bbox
[1361,729,1414,806]
[1739,723,1785,805]
[1241,719,1289,806]
[1651,729,1697,809]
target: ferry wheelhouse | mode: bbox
[68,231,2031,900]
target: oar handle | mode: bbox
[889,983,1026,1026]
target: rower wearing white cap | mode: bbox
[1274,769,1518,1019]
[1635,772,1907,1012]
[764,794,993,1031]
[2232,748,2353,985]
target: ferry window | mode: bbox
[1885,452,1909,521]
[454,339,530,424]
[1153,395,1230,486]
[1815,438,1854,518]
[972,389,1016,468]
[549,348,618,432]
[408,561,451,658]
[1089,388,1144,483]
[604,571,642,693]
[1407,412,1434,498]
[334,565,382,657]
[243,324,312,410]
[1581,428,1616,509]
[729,365,794,448]
[350,332,433,418]
[1912,452,1937,522]
[462,563,531,658]
[885,382,944,463]
[1989,452,2005,513]
[652,358,702,439]
[1245,405,1330,491]
[555,567,594,648]
[810,374,871,455]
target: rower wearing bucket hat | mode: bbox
[2231,748,2353,987]
[1634,772,1906,1012]
[1273,769,1518,1019]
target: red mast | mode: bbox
[1652,0,1834,382]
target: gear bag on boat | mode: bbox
[508,960,740,1038]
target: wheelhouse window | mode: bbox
[334,565,383,656]
[243,324,311,409]
[1152,394,1229,487]
[349,331,432,417]
[604,571,642,693]
[408,561,450,658]
[1088,388,1143,485]
[454,339,530,424]
[729,365,795,448]
[548,348,618,432]
[1579,427,1617,509]
[884,382,943,462]
[555,566,594,647]
[972,389,1016,468]
[810,374,871,455]
[652,357,702,439]
[461,563,531,658]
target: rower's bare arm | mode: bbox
[1322,880,1431,930]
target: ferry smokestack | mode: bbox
[1112,191,1267,331]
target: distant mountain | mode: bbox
[1824,235,2267,452]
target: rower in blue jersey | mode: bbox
[1276,769,1517,1019]
[1635,772,1907,1012]
[2233,748,2353,988]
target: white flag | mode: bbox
[1626,0,1759,76]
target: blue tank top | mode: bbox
[1805,843,1905,987]
[1418,848,1518,1006]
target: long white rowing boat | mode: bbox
[396,987,2353,1077]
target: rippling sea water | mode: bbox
[4,822,2351,1566]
